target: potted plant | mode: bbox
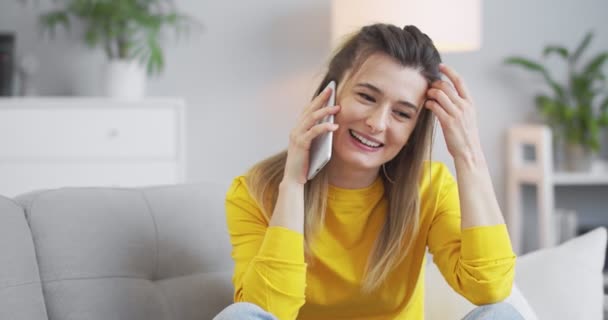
[38,0,200,99]
[505,31,608,171]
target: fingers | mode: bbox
[431,79,462,105]
[291,101,340,151]
[302,105,340,130]
[424,99,449,124]
[305,86,334,114]
[426,64,473,120]
[290,120,338,149]
[426,88,459,117]
[300,122,339,147]
[438,64,470,100]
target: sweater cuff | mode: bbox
[461,224,515,261]
[258,226,305,262]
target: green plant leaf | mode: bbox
[84,26,102,47]
[534,94,565,128]
[599,113,608,126]
[600,96,608,113]
[582,52,608,79]
[570,31,593,65]
[543,46,569,60]
[36,0,201,76]
[504,56,546,72]
[505,57,566,100]
[571,74,594,106]
[563,105,575,121]
[39,10,71,37]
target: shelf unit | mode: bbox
[507,124,608,254]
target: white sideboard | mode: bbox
[0,98,186,197]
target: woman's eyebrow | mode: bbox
[354,83,418,111]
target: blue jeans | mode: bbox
[213,301,525,320]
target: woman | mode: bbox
[214,24,522,320]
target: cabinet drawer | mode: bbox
[0,108,176,158]
[0,162,181,197]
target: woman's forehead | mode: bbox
[345,54,428,101]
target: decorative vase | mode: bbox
[104,59,146,100]
[563,143,593,172]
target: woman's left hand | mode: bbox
[424,64,483,161]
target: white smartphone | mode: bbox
[307,80,336,181]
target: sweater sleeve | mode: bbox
[225,177,307,320]
[426,164,516,305]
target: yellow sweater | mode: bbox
[225,162,515,320]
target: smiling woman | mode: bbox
[327,54,428,188]
[214,23,522,320]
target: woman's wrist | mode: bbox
[270,179,306,233]
[279,178,306,190]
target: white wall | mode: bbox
[2,0,608,213]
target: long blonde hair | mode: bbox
[246,24,441,292]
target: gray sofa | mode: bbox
[0,182,233,320]
[2,182,606,320]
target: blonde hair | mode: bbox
[246,24,441,293]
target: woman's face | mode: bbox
[331,53,428,173]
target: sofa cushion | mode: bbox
[0,195,48,320]
[15,182,233,320]
[424,257,538,320]
[515,227,607,320]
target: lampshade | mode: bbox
[331,0,481,52]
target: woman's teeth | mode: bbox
[349,130,382,148]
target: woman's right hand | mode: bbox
[283,86,341,185]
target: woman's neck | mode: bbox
[326,160,379,189]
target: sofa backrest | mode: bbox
[15,182,234,320]
[0,196,48,320]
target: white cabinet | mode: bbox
[0,98,186,197]
[507,124,608,254]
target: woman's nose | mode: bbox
[365,106,390,133]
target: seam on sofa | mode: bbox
[18,190,53,320]
[139,191,178,320]
[155,279,179,320]
[42,275,153,283]
[0,280,44,291]
[139,191,160,281]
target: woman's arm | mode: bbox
[269,181,305,232]
[426,164,515,305]
[454,151,505,229]
[226,178,307,320]
[424,64,515,304]
[227,85,340,320]
[425,63,505,229]
[272,84,340,233]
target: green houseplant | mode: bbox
[38,0,200,98]
[505,32,608,171]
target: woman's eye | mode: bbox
[358,93,375,102]
[394,110,411,119]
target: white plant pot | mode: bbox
[104,60,146,100]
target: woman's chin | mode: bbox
[331,152,382,173]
